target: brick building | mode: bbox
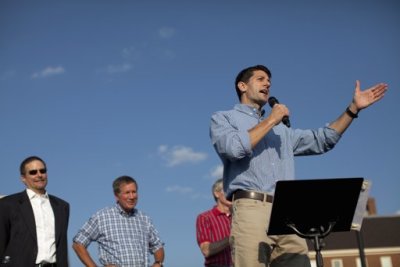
[307,198,400,267]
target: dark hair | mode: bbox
[234,65,272,100]
[20,156,46,175]
[113,175,138,195]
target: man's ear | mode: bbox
[213,191,219,200]
[21,175,27,186]
[237,81,247,94]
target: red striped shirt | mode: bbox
[196,206,232,266]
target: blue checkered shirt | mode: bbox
[73,203,164,267]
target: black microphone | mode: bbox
[268,96,291,127]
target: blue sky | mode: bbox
[1,1,399,266]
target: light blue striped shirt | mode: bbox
[210,104,341,199]
[73,203,164,267]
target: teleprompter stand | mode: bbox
[267,177,365,267]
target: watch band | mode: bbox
[346,107,358,118]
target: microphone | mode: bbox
[268,96,291,127]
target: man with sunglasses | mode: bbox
[0,156,70,267]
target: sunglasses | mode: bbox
[27,168,47,175]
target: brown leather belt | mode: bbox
[233,190,273,203]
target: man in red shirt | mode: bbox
[196,178,233,267]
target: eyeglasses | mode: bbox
[27,168,47,175]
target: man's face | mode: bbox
[115,182,138,212]
[239,70,271,107]
[215,188,232,208]
[21,160,48,194]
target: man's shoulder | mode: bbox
[197,208,215,219]
[132,209,151,219]
[94,205,129,217]
[95,205,116,215]
[212,108,235,116]
[211,105,248,122]
[49,194,69,206]
[0,191,26,202]
[0,192,27,212]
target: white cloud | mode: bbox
[122,46,142,60]
[210,164,223,179]
[158,145,207,167]
[105,63,131,74]
[158,145,168,153]
[31,66,65,79]
[158,26,176,39]
[165,185,193,194]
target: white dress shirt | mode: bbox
[27,189,56,264]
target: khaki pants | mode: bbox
[231,198,311,267]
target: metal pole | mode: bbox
[355,230,367,267]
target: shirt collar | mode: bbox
[115,202,136,217]
[26,188,49,200]
[211,205,231,217]
[234,104,265,118]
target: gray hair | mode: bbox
[212,178,223,202]
[113,175,137,195]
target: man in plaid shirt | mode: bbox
[73,176,164,267]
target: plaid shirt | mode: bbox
[73,203,164,267]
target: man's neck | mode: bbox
[26,188,46,196]
[216,202,230,215]
[240,99,265,111]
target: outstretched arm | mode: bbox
[329,80,388,134]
